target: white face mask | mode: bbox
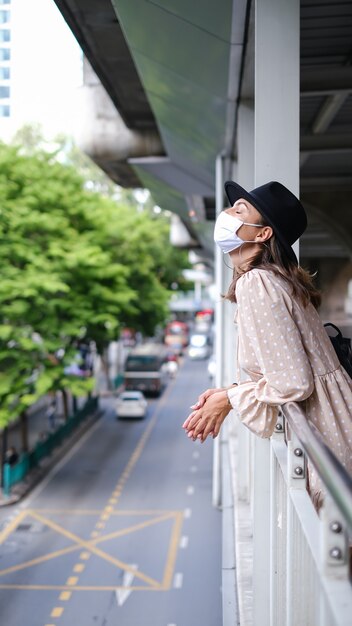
[214,211,264,254]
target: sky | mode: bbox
[8,0,83,138]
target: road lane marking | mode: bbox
[192,450,200,459]
[0,584,167,590]
[0,511,177,578]
[190,465,198,473]
[51,607,64,617]
[73,563,85,573]
[80,552,90,560]
[0,510,28,545]
[33,509,178,515]
[186,486,195,495]
[59,591,71,600]
[184,508,192,518]
[29,510,161,588]
[115,564,138,606]
[179,536,188,549]
[66,577,78,586]
[161,512,184,589]
[173,573,183,589]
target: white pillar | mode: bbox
[213,154,226,507]
[236,101,255,503]
[238,100,255,189]
[213,154,236,507]
[254,1,300,625]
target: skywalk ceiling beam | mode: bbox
[301,66,352,97]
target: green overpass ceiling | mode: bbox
[111,0,239,184]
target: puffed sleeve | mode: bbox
[227,269,314,438]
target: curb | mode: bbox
[0,407,103,507]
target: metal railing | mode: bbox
[228,402,352,626]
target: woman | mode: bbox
[182,180,352,505]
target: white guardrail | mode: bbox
[227,401,352,626]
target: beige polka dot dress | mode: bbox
[227,268,352,504]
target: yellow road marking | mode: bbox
[30,510,161,588]
[0,584,165,591]
[51,607,64,617]
[93,513,174,545]
[0,512,175,577]
[101,514,109,521]
[0,544,80,576]
[73,563,85,573]
[33,509,179,515]
[0,510,28,545]
[162,512,184,589]
[59,591,71,600]
[90,531,99,538]
[66,577,78,586]
[80,552,90,560]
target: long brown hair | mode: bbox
[225,234,321,309]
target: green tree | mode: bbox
[0,140,190,427]
[0,143,136,425]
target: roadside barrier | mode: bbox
[2,397,99,497]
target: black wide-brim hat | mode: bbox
[224,180,307,265]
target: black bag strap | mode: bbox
[324,322,352,379]
[324,322,343,338]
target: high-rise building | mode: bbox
[0,0,11,124]
[0,0,82,142]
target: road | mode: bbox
[0,358,222,626]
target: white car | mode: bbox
[188,333,211,360]
[116,391,148,419]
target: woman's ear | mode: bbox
[255,226,273,242]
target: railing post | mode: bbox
[286,430,308,626]
[253,437,271,626]
[270,412,286,626]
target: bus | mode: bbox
[123,343,168,396]
[164,321,189,355]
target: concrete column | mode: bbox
[213,154,229,507]
[235,102,255,504]
[253,1,300,625]
[238,101,255,189]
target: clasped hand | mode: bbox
[182,387,232,443]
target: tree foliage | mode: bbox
[0,137,190,426]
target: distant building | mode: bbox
[0,0,82,142]
[0,0,11,131]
